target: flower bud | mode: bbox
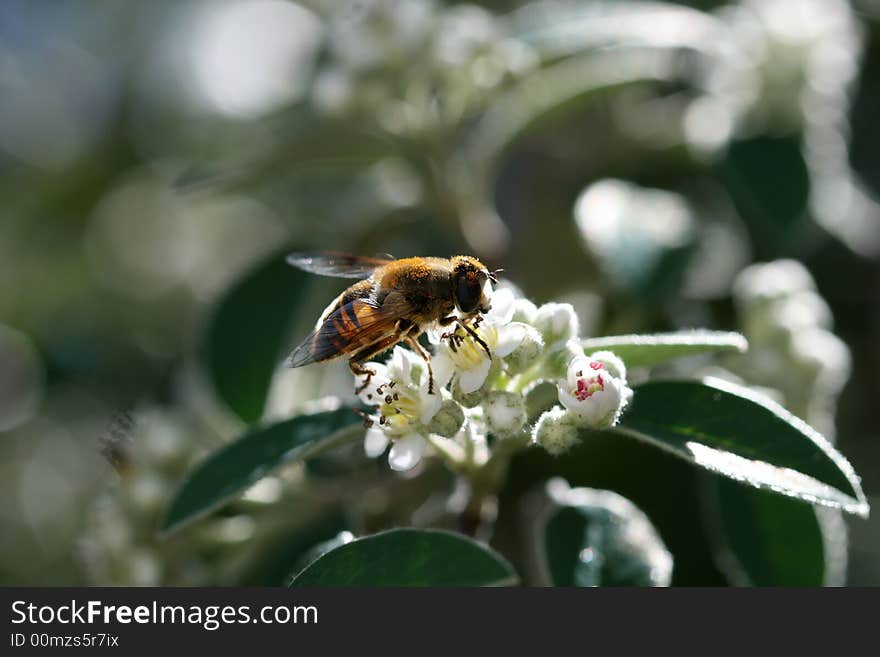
[427,399,466,438]
[124,473,166,513]
[788,327,851,394]
[534,303,580,345]
[771,290,833,334]
[544,339,585,380]
[511,298,538,325]
[502,324,544,374]
[533,406,580,456]
[484,391,527,437]
[733,259,815,304]
[452,378,484,408]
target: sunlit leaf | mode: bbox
[532,479,673,587]
[288,528,518,587]
[581,331,747,368]
[203,247,307,423]
[162,409,362,534]
[613,378,868,516]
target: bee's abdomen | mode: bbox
[317,278,374,326]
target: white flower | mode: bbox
[586,350,627,380]
[328,0,436,71]
[355,347,442,471]
[431,287,529,394]
[557,353,632,429]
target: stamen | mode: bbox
[575,374,606,401]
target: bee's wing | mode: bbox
[286,295,409,367]
[286,252,394,279]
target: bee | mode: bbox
[285,252,498,394]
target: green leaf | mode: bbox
[534,480,672,587]
[703,478,840,586]
[613,378,869,516]
[203,246,307,423]
[162,409,362,535]
[581,331,748,368]
[288,528,518,587]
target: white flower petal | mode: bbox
[487,287,515,324]
[459,358,492,394]
[432,352,455,390]
[419,388,443,424]
[388,346,412,382]
[426,326,444,344]
[557,387,581,415]
[589,385,619,415]
[495,322,528,357]
[388,434,425,471]
[364,427,390,457]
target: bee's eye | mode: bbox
[455,275,482,314]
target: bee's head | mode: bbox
[451,256,493,315]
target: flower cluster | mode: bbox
[731,259,850,438]
[78,408,315,585]
[354,286,632,471]
[311,0,538,137]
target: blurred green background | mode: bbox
[1,0,879,585]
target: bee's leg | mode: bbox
[437,316,459,353]
[455,316,492,360]
[349,332,406,396]
[349,360,377,396]
[403,332,436,395]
